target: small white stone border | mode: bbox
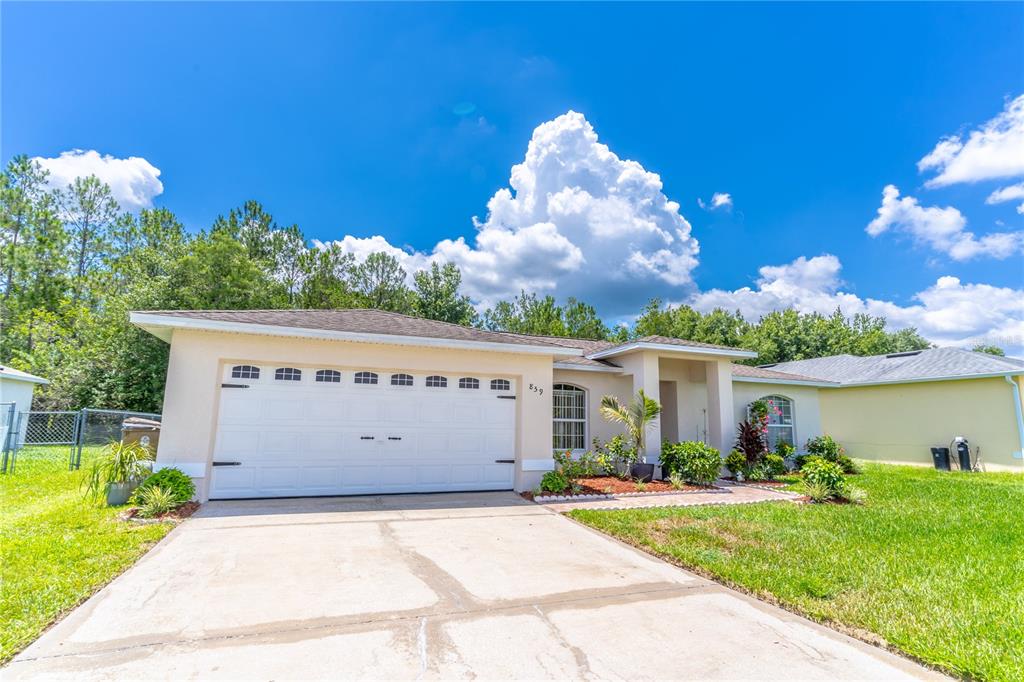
[532,485,724,503]
[725,480,802,496]
[547,496,801,511]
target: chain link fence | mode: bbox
[1,407,161,473]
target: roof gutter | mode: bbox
[1005,375,1024,462]
[731,375,838,388]
[129,313,583,358]
[828,370,1024,389]
[587,341,757,361]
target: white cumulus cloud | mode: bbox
[986,181,1024,214]
[325,111,699,313]
[698,192,733,211]
[918,94,1024,188]
[690,254,1024,353]
[32,149,163,212]
[866,185,1023,260]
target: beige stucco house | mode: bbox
[132,309,827,502]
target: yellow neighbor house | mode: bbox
[761,349,1024,472]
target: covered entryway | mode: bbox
[209,363,516,498]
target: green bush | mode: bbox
[801,456,845,498]
[82,441,154,502]
[592,434,637,477]
[775,441,795,461]
[801,479,834,503]
[763,453,786,479]
[662,441,722,485]
[540,470,570,494]
[136,486,178,518]
[130,467,195,506]
[725,450,747,478]
[806,435,843,460]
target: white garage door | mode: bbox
[210,364,517,499]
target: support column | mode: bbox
[618,352,662,464]
[706,359,734,455]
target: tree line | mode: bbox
[2,156,935,412]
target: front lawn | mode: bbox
[570,463,1023,681]
[0,446,172,664]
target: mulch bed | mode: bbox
[119,501,201,524]
[522,476,712,501]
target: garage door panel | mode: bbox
[300,466,340,489]
[450,465,483,484]
[211,367,516,499]
[217,429,261,455]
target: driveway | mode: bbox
[8,493,937,680]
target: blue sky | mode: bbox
[3,2,1023,349]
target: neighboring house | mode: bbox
[131,309,826,501]
[0,365,49,448]
[764,349,1024,471]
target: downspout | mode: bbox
[1004,375,1024,462]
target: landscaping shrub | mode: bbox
[662,441,721,485]
[592,434,638,478]
[539,470,570,494]
[775,441,795,465]
[801,479,834,503]
[800,456,846,501]
[130,467,195,506]
[762,453,786,479]
[82,441,154,501]
[136,486,178,518]
[804,435,859,474]
[725,450,747,478]
[735,420,767,466]
[667,471,687,490]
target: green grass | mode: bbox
[570,463,1024,681]
[0,446,172,664]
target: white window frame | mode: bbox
[390,373,414,387]
[426,375,448,388]
[274,367,302,382]
[490,379,511,392]
[758,394,795,450]
[354,371,379,385]
[458,377,480,390]
[231,365,260,380]
[315,369,341,383]
[552,383,587,452]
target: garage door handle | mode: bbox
[221,383,249,389]
[360,436,375,440]
[494,459,514,464]
[212,461,241,466]
[496,395,516,400]
[388,436,402,441]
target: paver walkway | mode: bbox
[538,481,802,512]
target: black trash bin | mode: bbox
[930,447,951,471]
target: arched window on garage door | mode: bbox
[274,367,302,381]
[760,395,795,450]
[231,365,260,379]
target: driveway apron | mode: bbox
[6,492,941,680]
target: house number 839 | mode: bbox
[529,383,544,396]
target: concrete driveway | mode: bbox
[8,492,937,680]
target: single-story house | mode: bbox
[0,365,49,449]
[763,349,1024,472]
[131,309,828,501]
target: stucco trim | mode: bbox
[587,341,757,361]
[522,458,556,472]
[131,313,582,358]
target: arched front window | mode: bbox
[553,384,587,451]
[761,395,795,450]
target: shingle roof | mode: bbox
[731,364,838,384]
[136,309,575,350]
[764,347,1024,385]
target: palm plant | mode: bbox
[83,440,154,503]
[600,389,662,456]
